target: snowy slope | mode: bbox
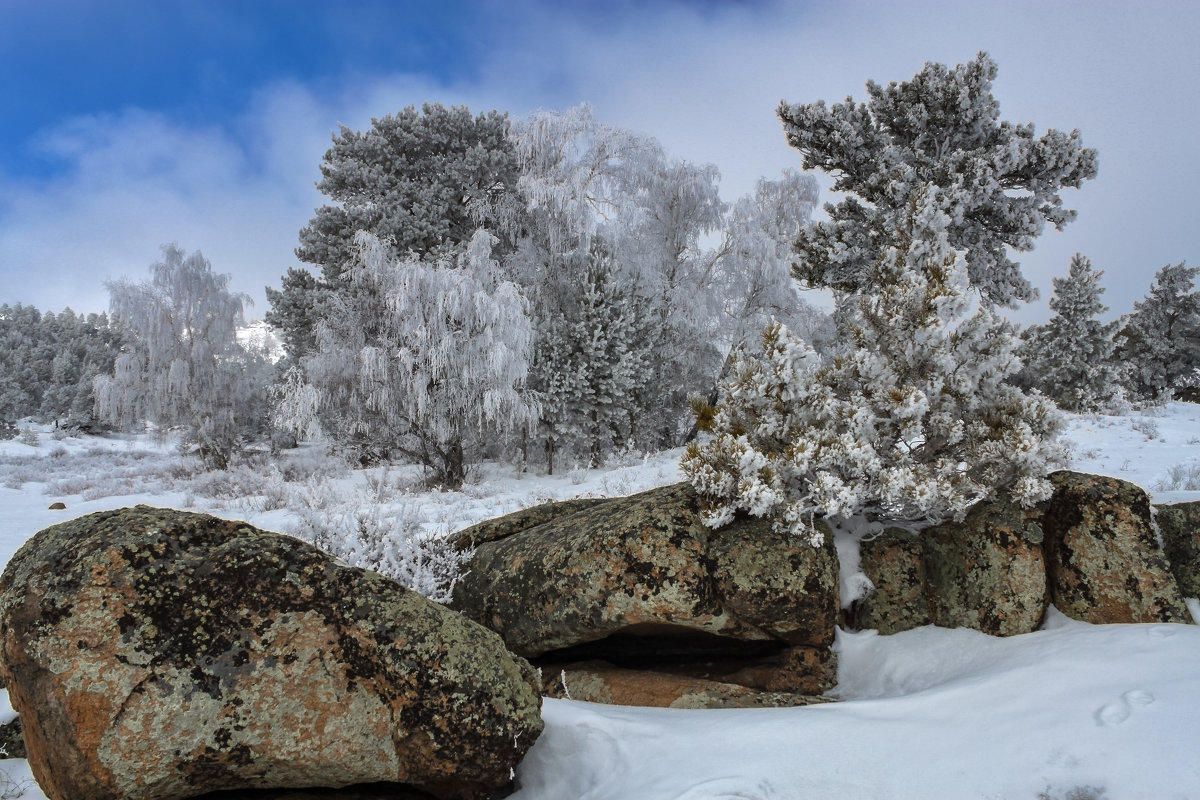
[0,406,1197,799]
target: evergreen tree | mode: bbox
[530,240,654,471]
[778,52,1098,307]
[1020,253,1122,412]
[505,105,732,459]
[267,103,521,363]
[1115,262,1200,400]
[684,187,1064,542]
[0,304,122,426]
[94,245,271,468]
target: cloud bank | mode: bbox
[0,1,1195,325]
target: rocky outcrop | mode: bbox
[852,528,932,635]
[853,472,1191,635]
[922,497,1048,636]
[450,483,839,706]
[1155,500,1200,598]
[1040,472,1190,624]
[853,502,1047,637]
[0,506,543,800]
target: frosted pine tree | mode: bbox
[778,52,1098,307]
[267,103,520,364]
[1020,253,1122,412]
[283,230,537,487]
[1115,262,1200,400]
[683,187,1065,543]
[94,245,270,469]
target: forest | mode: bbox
[0,52,1197,537]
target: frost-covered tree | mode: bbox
[0,304,122,426]
[94,245,271,469]
[1115,262,1200,400]
[683,187,1065,543]
[531,240,655,471]
[778,52,1098,307]
[1019,254,1122,412]
[505,105,732,459]
[279,231,537,487]
[267,103,520,362]
[716,170,823,349]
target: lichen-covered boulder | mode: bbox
[450,483,839,702]
[705,515,839,648]
[852,528,932,635]
[1156,500,1200,598]
[922,497,1048,636]
[1040,472,1190,624]
[0,506,543,800]
[452,496,608,551]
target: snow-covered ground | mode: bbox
[0,405,1198,799]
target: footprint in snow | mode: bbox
[1148,626,1177,638]
[1095,703,1130,726]
[1096,690,1155,726]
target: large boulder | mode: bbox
[852,528,931,635]
[922,497,1048,636]
[0,506,543,800]
[1155,500,1200,598]
[853,500,1047,637]
[1040,472,1190,624]
[450,483,839,705]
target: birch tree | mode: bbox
[283,231,537,487]
[94,245,270,468]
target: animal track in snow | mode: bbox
[1147,625,1177,638]
[1095,703,1130,726]
[1095,689,1155,725]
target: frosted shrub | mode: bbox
[683,188,1065,543]
[1153,463,1200,492]
[1131,418,1162,441]
[17,426,39,447]
[287,492,469,603]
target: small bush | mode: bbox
[17,427,38,448]
[1153,463,1200,492]
[0,421,16,441]
[1131,417,1161,440]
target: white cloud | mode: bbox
[1,0,1196,325]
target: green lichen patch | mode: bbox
[922,496,1048,637]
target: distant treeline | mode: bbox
[0,303,125,432]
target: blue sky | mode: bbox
[2,0,1197,324]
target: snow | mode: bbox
[0,405,1198,799]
